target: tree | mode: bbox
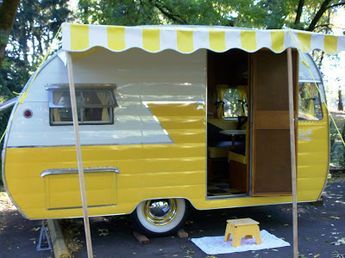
[292,0,345,32]
[0,0,20,69]
[338,89,344,111]
[78,0,233,26]
[1,0,70,98]
[77,0,345,32]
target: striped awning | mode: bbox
[61,23,345,54]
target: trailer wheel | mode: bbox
[132,198,188,236]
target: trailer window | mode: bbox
[223,87,248,118]
[48,88,116,125]
[298,82,323,121]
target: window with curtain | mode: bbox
[48,87,117,125]
[298,82,323,121]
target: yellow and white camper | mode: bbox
[3,23,343,235]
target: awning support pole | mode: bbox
[66,53,94,258]
[287,48,298,258]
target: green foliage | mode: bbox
[343,123,345,168]
[2,0,70,95]
[77,0,345,31]
[78,0,232,25]
[330,113,345,169]
[0,1,70,185]
[0,108,11,185]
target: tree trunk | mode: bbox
[307,0,332,31]
[294,0,305,28]
[0,0,20,69]
[338,89,344,111]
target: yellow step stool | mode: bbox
[224,218,262,247]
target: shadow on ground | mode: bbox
[0,191,52,258]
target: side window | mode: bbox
[298,82,323,121]
[48,87,117,125]
[223,87,248,118]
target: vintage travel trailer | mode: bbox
[2,23,342,236]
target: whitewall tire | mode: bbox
[132,198,188,236]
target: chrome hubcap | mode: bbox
[143,199,177,226]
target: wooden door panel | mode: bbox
[254,129,291,194]
[251,51,295,195]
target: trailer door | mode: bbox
[250,50,297,196]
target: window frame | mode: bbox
[47,84,117,126]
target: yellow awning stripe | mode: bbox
[297,32,311,52]
[209,31,226,52]
[107,26,125,51]
[324,35,338,54]
[240,31,257,52]
[70,24,89,51]
[271,31,285,52]
[177,30,194,53]
[143,29,160,52]
[61,23,345,54]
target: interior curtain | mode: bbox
[237,85,248,117]
[96,91,110,121]
[305,84,316,117]
[216,84,229,119]
[52,91,64,122]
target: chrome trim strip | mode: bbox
[0,97,18,112]
[207,193,248,200]
[47,203,116,211]
[40,167,120,177]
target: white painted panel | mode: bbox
[7,49,207,147]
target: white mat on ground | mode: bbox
[191,230,290,255]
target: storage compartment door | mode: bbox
[43,170,118,209]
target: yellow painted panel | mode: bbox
[141,158,205,173]
[156,117,204,129]
[142,29,160,52]
[177,30,194,53]
[162,129,205,143]
[141,144,204,159]
[297,178,324,192]
[107,26,125,51]
[3,102,329,219]
[324,35,338,54]
[240,31,256,51]
[271,31,285,52]
[209,31,226,52]
[147,104,205,144]
[118,185,205,203]
[119,171,204,189]
[297,32,311,52]
[148,103,204,116]
[296,104,329,200]
[297,166,326,179]
[70,24,89,51]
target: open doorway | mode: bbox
[207,49,249,197]
[206,49,298,198]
